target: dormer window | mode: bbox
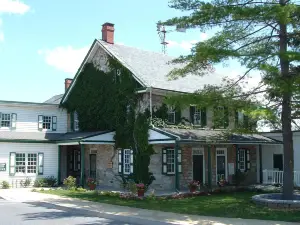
[167,106,176,124]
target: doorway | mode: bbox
[90,154,96,178]
[273,154,283,171]
[216,148,227,182]
[192,148,205,184]
[66,148,81,184]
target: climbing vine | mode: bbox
[62,57,155,187]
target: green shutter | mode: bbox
[246,150,251,171]
[201,107,207,127]
[11,113,17,130]
[130,149,134,174]
[118,149,123,174]
[52,116,57,131]
[237,149,240,170]
[38,115,43,131]
[190,106,195,124]
[235,111,239,128]
[178,149,182,174]
[243,114,249,129]
[38,153,44,175]
[224,107,229,128]
[162,148,167,174]
[70,112,74,131]
[9,152,16,176]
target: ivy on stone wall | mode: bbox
[62,58,155,187]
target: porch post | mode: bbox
[235,144,239,175]
[259,144,262,183]
[80,144,85,187]
[58,145,61,184]
[207,145,212,190]
[175,140,180,191]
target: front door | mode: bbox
[193,155,203,183]
[217,155,226,181]
[273,154,283,171]
[90,154,96,178]
[67,149,81,184]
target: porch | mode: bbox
[262,170,300,187]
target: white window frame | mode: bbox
[1,113,11,128]
[15,153,38,175]
[74,112,79,131]
[194,108,201,125]
[123,149,132,175]
[238,149,246,172]
[166,149,175,174]
[42,116,52,130]
[27,153,38,174]
[167,106,176,124]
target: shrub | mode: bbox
[63,176,76,189]
[20,177,31,187]
[1,181,9,189]
[31,188,37,192]
[34,178,44,187]
[75,187,87,192]
[44,176,57,187]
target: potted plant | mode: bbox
[217,178,227,187]
[188,180,200,192]
[86,178,97,190]
[136,183,145,197]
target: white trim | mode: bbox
[192,148,205,184]
[215,148,228,183]
[58,142,79,146]
[238,149,246,172]
[123,149,131,175]
[149,140,175,144]
[81,142,115,145]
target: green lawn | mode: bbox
[39,190,300,222]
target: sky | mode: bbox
[0,0,262,103]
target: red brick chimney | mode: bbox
[102,22,115,44]
[65,78,73,91]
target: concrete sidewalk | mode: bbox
[0,188,298,225]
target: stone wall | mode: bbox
[84,144,121,188]
[148,145,175,191]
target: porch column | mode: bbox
[259,144,262,183]
[175,140,180,191]
[207,145,212,190]
[235,144,239,174]
[58,145,61,184]
[80,144,85,186]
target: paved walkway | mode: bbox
[0,188,298,225]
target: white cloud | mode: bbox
[167,33,207,51]
[0,0,30,14]
[38,46,89,74]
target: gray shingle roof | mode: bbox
[97,40,222,93]
[0,131,106,142]
[160,128,281,144]
[44,94,63,104]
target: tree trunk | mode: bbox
[279,0,294,200]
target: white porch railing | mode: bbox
[263,170,300,187]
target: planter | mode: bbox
[137,189,144,197]
[189,187,197,193]
[88,184,96,190]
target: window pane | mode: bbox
[166,149,175,173]
[16,153,26,173]
[27,153,37,173]
[1,113,11,127]
[123,149,131,174]
[43,116,51,129]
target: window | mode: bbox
[194,108,201,125]
[43,116,51,129]
[1,113,11,127]
[74,112,79,131]
[16,153,26,173]
[238,149,246,171]
[167,106,176,124]
[166,149,175,174]
[123,149,131,175]
[27,153,37,174]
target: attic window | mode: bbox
[116,69,121,76]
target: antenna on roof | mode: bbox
[156,21,186,54]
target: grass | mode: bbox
[40,189,300,222]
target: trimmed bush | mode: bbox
[63,176,76,189]
[1,181,9,189]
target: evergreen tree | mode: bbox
[162,0,300,199]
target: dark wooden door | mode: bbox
[217,155,226,181]
[90,154,96,178]
[193,155,203,183]
[273,154,283,171]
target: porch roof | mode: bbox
[159,128,282,144]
